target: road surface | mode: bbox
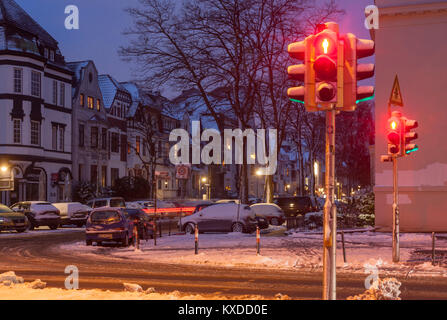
[0,230,446,300]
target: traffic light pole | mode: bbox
[323,107,337,300]
[392,156,400,262]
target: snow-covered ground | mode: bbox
[0,272,267,300]
[59,227,447,278]
[0,227,82,238]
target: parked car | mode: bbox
[10,202,60,230]
[250,203,285,226]
[215,199,241,204]
[254,215,269,229]
[86,197,126,209]
[85,208,134,246]
[124,208,154,240]
[0,203,29,233]
[179,203,257,234]
[53,202,92,227]
[273,196,320,217]
[192,203,216,214]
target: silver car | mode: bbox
[179,203,257,234]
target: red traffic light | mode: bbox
[387,112,402,155]
[314,55,337,80]
[314,34,337,56]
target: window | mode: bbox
[96,99,101,111]
[91,127,98,149]
[111,168,119,187]
[52,80,58,105]
[59,127,65,151]
[13,119,21,144]
[52,125,58,150]
[88,96,94,109]
[30,121,40,145]
[101,166,107,187]
[13,68,22,93]
[90,165,98,184]
[50,50,55,62]
[80,94,85,107]
[44,48,49,59]
[111,133,119,153]
[128,142,131,154]
[101,128,107,150]
[31,71,41,97]
[136,136,140,155]
[79,124,85,147]
[59,83,65,107]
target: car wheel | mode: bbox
[28,223,35,231]
[15,228,26,233]
[86,240,92,246]
[49,224,58,230]
[232,223,244,233]
[122,234,129,247]
[76,222,85,228]
[271,217,279,226]
[185,223,195,234]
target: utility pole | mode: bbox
[323,106,337,300]
[392,155,399,262]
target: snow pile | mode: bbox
[347,278,401,300]
[0,271,270,300]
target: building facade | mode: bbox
[0,0,73,205]
[374,0,447,231]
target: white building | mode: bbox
[374,0,447,232]
[0,0,73,205]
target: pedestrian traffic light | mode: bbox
[387,111,402,156]
[287,35,317,111]
[313,23,340,106]
[402,117,418,156]
[342,34,375,111]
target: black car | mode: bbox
[124,209,154,240]
[274,196,320,217]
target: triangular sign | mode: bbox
[389,75,404,106]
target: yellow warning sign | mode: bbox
[389,75,404,106]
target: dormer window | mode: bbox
[50,50,55,62]
[44,48,49,59]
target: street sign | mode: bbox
[389,75,404,106]
[176,164,190,180]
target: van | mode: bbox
[53,202,92,227]
[86,197,126,209]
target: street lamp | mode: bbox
[0,166,7,173]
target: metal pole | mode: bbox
[341,231,346,263]
[392,156,400,262]
[323,107,337,300]
[195,224,199,255]
[432,232,436,266]
[256,226,260,255]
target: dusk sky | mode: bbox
[16,0,374,94]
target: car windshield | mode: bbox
[90,211,121,224]
[110,199,125,207]
[0,204,13,213]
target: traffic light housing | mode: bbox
[402,117,418,156]
[387,111,402,156]
[342,34,375,111]
[287,36,317,111]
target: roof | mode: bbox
[66,61,91,97]
[0,0,58,48]
[98,75,131,109]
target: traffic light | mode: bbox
[287,35,317,111]
[387,111,402,156]
[402,117,418,156]
[313,23,340,106]
[342,34,375,111]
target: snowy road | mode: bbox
[1,230,447,299]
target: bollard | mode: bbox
[341,231,347,263]
[169,217,171,236]
[432,232,436,266]
[159,220,162,238]
[153,221,157,246]
[195,224,199,255]
[256,226,260,255]
[133,224,140,250]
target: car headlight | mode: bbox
[0,217,11,224]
